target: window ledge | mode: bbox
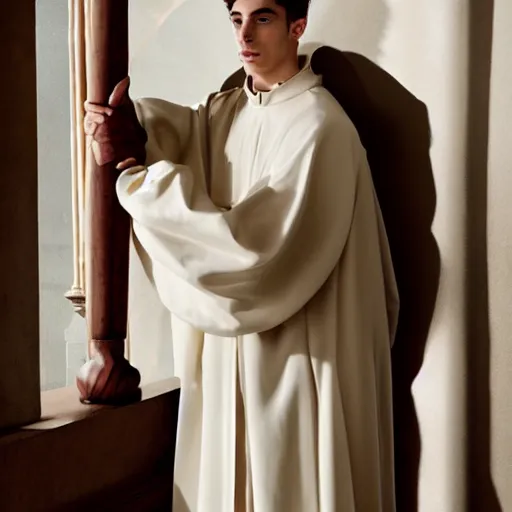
[0,378,180,511]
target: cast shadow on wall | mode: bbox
[311,46,441,512]
[223,46,440,512]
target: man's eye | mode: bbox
[232,18,242,26]
[257,17,270,24]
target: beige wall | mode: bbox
[125,1,509,510]
[489,0,512,507]
[379,4,469,510]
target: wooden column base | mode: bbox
[77,339,141,405]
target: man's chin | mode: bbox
[242,61,265,75]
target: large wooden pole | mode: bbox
[77,0,141,404]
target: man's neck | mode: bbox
[251,58,301,92]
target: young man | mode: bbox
[85,0,399,510]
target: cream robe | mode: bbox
[117,65,399,512]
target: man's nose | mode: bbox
[240,22,253,43]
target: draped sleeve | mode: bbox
[118,99,360,336]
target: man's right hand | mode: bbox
[84,77,147,170]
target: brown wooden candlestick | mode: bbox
[76,0,141,404]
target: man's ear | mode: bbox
[290,18,307,40]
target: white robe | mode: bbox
[117,64,399,512]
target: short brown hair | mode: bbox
[224,0,311,22]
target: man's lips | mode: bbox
[241,50,260,57]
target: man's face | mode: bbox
[229,0,306,76]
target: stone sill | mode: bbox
[0,378,180,511]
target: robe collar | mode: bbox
[243,57,322,107]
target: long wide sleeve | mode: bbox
[117,104,360,337]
